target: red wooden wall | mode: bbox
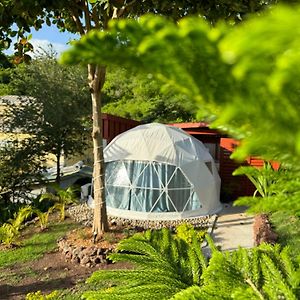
[219,138,263,199]
[102,113,140,143]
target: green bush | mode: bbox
[175,223,206,244]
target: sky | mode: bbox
[6,25,79,57]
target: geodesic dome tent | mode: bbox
[104,123,221,220]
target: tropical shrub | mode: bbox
[40,185,78,221]
[233,162,278,198]
[33,207,54,231]
[82,229,299,300]
[83,228,208,300]
[0,205,33,246]
[175,223,206,244]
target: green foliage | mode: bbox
[61,5,300,163]
[175,223,206,244]
[83,228,207,300]
[270,212,300,258]
[102,67,195,123]
[195,244,300,299]
[33,207,54,231]
[0,221,78,268]
[82,228,300,299]
[0,199,25,225]
[233,162,278,198]
[0,205,33,246]
[2,53,91,183]
[234,165,300,214]
[25,290,59,300]
[0,140,46,202]
[40,185,78,221]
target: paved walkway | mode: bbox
[211,203,254,251]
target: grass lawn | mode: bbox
[270,211,300,258]
[0,220,78,268]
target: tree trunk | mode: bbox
[56,150,61,184]
[89,65,109,236]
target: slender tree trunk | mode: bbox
[89,64,108,236]
[56,150,61,184]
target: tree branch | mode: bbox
[92,5,101,29]
[83,0,92,32]
[71,9,85,35]
[112,0,137,19]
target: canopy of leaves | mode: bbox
[102,67,195,123]
[0,0,281,63]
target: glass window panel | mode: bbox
[105,161,131,186]
[168,168,191,189]
[184,191,202,211]
[105,160,199,213]
[122,161,147,186]
[106,185,130,209]
[150,191,172,212]
[167,189,191,212]
[134,164,160,188]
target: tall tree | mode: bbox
[0,0,276,235]
[2,52,91,183]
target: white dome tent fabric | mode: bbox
[104,123,221,220]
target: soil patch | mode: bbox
[0,248,132,300]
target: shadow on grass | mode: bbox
[0,276,78,299]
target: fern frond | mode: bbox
[261,253,298,300]
[87,269,187,289]
[192,234,207,271]
[279,246,299,289]
[186,245,201,285]
[251,248,262,288]
[205,234,219,253]
[83,283,182,300]
[171,285,204,300]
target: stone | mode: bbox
[97,248,104,255]
[80,256,90,265]
[72,247,81,257]
[65,252,72,260]
[71,256,80,264]
[63,246,72,254]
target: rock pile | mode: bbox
[58,237,113,268]
[68,204,213,230]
